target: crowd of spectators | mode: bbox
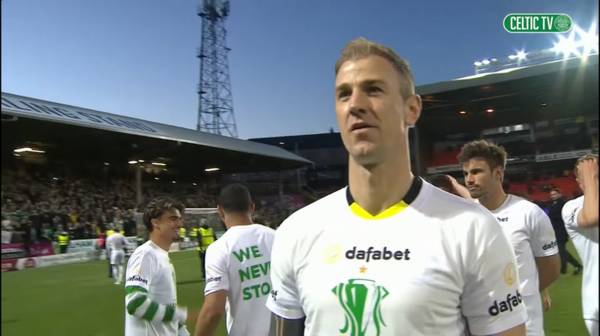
[1,170,217,244]
[1,169,312,245]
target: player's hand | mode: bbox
[541,289,551,311]
[446,175,472,199]
[178,323,191,336]
[578,157,598,187]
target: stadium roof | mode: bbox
[416,55,598,137]
[1,92,311,175]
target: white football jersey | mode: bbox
[562,196,599,321]
[488,194,558,297]
[267,178,526,336]
[125,241,184,336]
[204,224,275,336]
[107,232,128,251]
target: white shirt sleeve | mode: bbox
[461,214,527,335]
[125,251,157,291]
[265,221,305,319]
[529,205,559,257]
[203,243,230,295]
[562,197,598,242]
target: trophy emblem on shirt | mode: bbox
[332,278,389,336]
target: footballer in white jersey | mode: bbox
[195,183,274,336]
[459,140,560,336]
[266,38,526,336]
[561,154,599,336]
[107,231,128,284]
[124,197,190,336]
[486,194,558,335]
[204,224,274,335]
[267,178,526,335]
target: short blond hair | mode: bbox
[335,37,415,99]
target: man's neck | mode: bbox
[150,234,171,252]
[224,214,253,229]
[348,155,413,216]
[478,187,508,211]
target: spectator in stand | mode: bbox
[56,226,70,254]
[548,188,583,275]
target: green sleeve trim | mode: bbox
[125,286,148,295]
[126,295,147,315]
[142,301,159,321]
[163,304,175,322]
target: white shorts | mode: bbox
[110,250,125,265]
[523,294,544,336]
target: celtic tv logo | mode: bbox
[332,279,389,336]
[503,13,572,33]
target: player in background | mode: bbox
[198,220,217,279]
[548,188,583,275]
[458,140,560,335]
[267,38,526,336]
[194,183,274,336]
[562,154,598,336]
[124,197,194,336]
[106,228,129,284]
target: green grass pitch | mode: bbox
[1,244,589,335]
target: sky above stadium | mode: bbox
[2,0,598,139]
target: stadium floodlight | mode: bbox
[193,182,198,186]
[205,167,220,172]
[103,162,110,166]
[486,108,495,113]
[474,61,482,66]
[279,141,285,145]
[516,50,527,61]
[459,110,467,115]
[576,23,599,57]
[151,162,166,166]
[508,54,518,60]
[552,30,581,59]
[13,147,45,153]
[491,58,498,62]
[171,180,176,184]
[138,160,145,163]
[128,160,138,164]
[481,59,490,65]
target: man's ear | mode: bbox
[494,166,505,182]
[217,206,225,222]
[405,94,422,127]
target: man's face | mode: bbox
[335,55,421,166]
[550,190,562,201]
[152,208,183,242]
[462,158,502,199]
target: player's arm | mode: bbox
[194,290,226,336]
[535,254,560,291]
[194,245,229,336]
[577,158,599,228]
[269,314,305,336]
[530,208,560,291]
[125,255,188,324]
[125,284,187,323]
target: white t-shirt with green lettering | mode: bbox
[204,224,275,336]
